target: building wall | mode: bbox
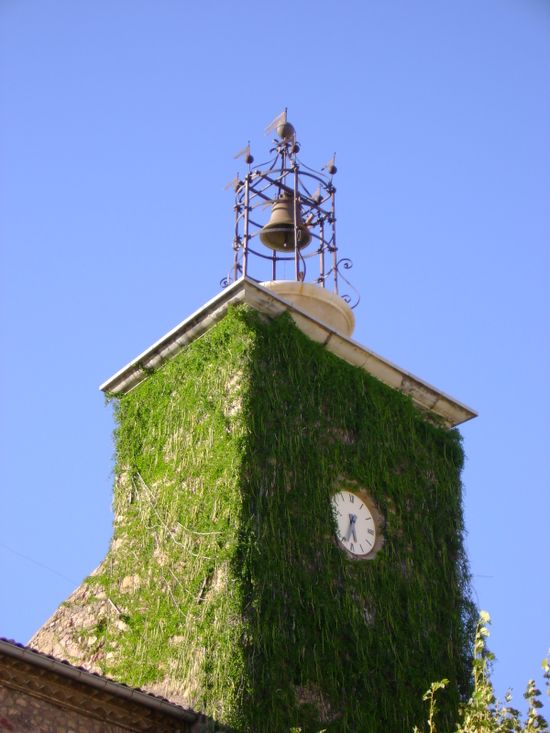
[0,684,136,732]
[29,306,475,732]
[0,644,194,733]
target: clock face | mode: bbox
[331,490,377,558]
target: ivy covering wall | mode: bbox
[84,305,475,732]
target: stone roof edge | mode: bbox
[99,277,477,428]
[99,277,247,396]
[0,638,197,722]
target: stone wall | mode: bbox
[27,307,474,731]
[0,684,130,733]
[0,639,195,733]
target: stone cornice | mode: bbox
[99,278,477,428]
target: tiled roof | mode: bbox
[0,637,198,723]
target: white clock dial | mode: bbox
[331,490,377,557]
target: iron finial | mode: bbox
[322,153,337,176]
[234,142,254,165]
[265,108,296,142]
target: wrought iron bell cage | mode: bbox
[221,113,359,309]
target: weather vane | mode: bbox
[221,109,359,308]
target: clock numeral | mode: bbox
[341,536,347,544]
[366,538,373,548]
[367,529,375,536]
[359,503,364,509]
[360,544,364,553]
[350,543,355,552]
[349,495,354,504]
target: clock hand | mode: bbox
[345,514,353,541]
[346,514,358,542]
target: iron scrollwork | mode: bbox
[221,111,359,310]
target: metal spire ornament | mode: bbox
[221,110,359,309]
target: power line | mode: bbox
[0,542,76,585]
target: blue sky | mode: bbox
[1,0,548,715]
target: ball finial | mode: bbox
[276,120,296,141]
[266,108,296,142]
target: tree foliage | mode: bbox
[415,612,549,733]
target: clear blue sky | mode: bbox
[1,0,548,716]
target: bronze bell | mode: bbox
[259,193,312,252]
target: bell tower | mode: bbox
[30,112,477,733]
